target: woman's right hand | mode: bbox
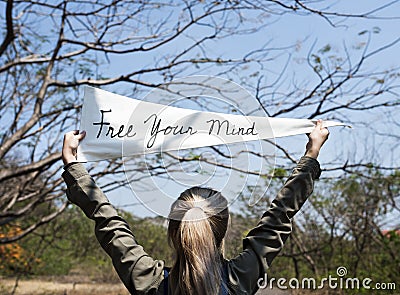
[304,119,329,159]
[62,130,86,165]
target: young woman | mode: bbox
[62,120,329,295]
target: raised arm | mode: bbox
[228,120,329,293]
[61,131,165,294]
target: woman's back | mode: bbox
[62,156,321,294]
[61,120,329,294]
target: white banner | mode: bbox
[77,86,348,162]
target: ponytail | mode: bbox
[168,187,229,295]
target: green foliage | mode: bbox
[223,213,256,260]
[238,168,400,293]
[3,168,398,293]
[319,44,332,53]
[120,212,174,266]
[273,167,287,178]
[0,206,174,282]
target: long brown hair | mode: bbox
[167,187,229,295]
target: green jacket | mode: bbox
[62,156,321,295]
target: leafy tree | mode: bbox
[1,0,399,244]
[240,168,400,292]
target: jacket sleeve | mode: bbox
[62,163,165,295]
[227,156,321,294]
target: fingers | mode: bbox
[305,119,330,159]
[315,119,323,129]
[310,119,329,142]
[65,130,86,141]
[313,119,328,133]
[76,130,86,140]
[317,120,329,142]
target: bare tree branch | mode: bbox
[0,0,14,56]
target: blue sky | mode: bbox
[96,1,400,219]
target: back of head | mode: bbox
[167,187,229,295]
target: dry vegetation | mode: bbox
[0,276,129,295]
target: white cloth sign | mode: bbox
[77,86,348,162]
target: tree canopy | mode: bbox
[0,1,399,291]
